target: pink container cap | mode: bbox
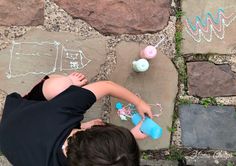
[143,45,157,59]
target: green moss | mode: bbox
[227,161,235,166]
[177,98,192,105]
[200,97,217,108]
[167,126,177,133]
[166,146,185,161]
[141,152,149,160]
[175,31,183,57]
[175,10,185,20]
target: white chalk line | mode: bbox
[60,45,91,71]
[7,41,59,79]
[7,41,91,78]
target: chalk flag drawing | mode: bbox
[184,8,236,42]
[7,41,91,78]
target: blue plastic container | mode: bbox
[131,113,162,139]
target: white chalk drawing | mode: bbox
[7,41,91,78]
[184,8,236,42]
[60,46,91,71]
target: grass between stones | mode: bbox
[177,98,193,105]
[199,97,218,108]
[227,161,235,166]
[166,146,185,161]
[173,4,188,87]
[164,3,188,163]
[169,1,236,165]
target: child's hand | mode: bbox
[80,118,104,130]
[130,120,147,140]
[136,100,153,119]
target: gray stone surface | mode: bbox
[182,0,236,54]
[0,90,7,122]
[110,41,178,150]
[179,104,236,151]
[0,156,11,166]
[0,0,44,26]
[0,28,106,95]
[186,156,236,166]
[54,0,171,35]
[187,62,236,97]
[0,28,107,122]
[140,159,178,166]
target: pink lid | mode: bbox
[143,46,157,59]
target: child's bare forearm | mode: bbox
[84,81,141,104]
[83,81,152,118]
[106,81,142,105]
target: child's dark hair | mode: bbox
[67,123,140,166]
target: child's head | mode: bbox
[67,124,140,166]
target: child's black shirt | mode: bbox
[0,86,96,166]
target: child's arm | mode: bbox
[83,81,152,118]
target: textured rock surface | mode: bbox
[110,41,178,150]
[0,90,7,122]
[54,0,171,35]
[182,0,236,54]
[0,156,11,166]
[179,104,236,151]
[187,62,236,97]
[0,28,106,95]
[0,28,107,123]
[0,0,44,26]
[186,156,236,166]
[141,159,178,166]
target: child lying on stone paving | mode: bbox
[0,72,153,166]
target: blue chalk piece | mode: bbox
[131,113,162,140]
[115,102,123,110]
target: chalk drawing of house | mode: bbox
[60,46,91,71]
[7,41,91,78]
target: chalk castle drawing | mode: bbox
[184,8,236,42]
[7,41,91,78]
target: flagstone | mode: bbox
[54,0,171,35]
[187,62,236,97]
[0,28,108,122]
[182,0,236,54]
[0,28,106,95]
[0,156,11,166]
[110,41,178,150]
[179,104,236,151]
[0,0,44,26]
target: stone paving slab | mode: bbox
[140,159,178,166]
[0,28,106,95]
[0,90,7,122]
[187,62,236,97]
[0,0,44,26]
[54,0,171,35]
[179,104,236,151]
[182,0,236,54]
[0,156,11,166]
[0,28,107,123]
[110,41,178,150]
[186,156,236,166]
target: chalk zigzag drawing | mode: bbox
[7,41,91,78]
[184,8,236,42]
